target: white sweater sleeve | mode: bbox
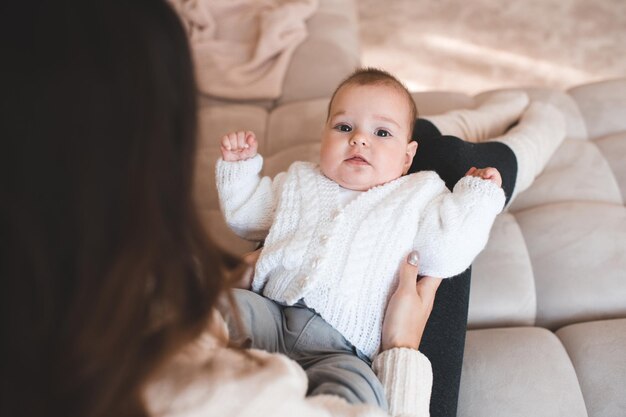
[148,345,432,417]
[215,155,286,241]
[372,348,433,417]
[414,175,505,278]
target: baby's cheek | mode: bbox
[318,157,338,182]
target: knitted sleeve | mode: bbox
[372,348,432,417]
[414,175,505,278]
[147,328,431,416]
[215,155,286,241]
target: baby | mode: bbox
[216,68,505,408]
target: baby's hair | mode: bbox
[327,67,418,140]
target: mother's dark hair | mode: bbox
[1,2,229,416]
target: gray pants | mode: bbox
[223,289,388,409]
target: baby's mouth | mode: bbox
[345,155,370,165]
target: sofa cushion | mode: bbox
[508,139,623,212]
[556,318,626,417]
[264,143,321,178]
[515,202,626,330]
[266,99,328,155]
[469,213,536,329]
[411,91,474,116]
[277,0,360,105]
[568,79,626,140]
[593,131,626,204]
[458,327,587,417]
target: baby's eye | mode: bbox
[375,129,391,138]
[335,124,352,132]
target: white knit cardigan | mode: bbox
[216,155,505,358]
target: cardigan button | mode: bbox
[320,235,329,244]
[299,275,311,289]
[332,209,343,220]
[311,258,320,269]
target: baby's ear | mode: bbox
[404,140,418,173]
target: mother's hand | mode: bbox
[381,251,442,351]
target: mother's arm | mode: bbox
[374,251,442,417]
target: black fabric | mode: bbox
[411,119,518,205]
[409,118,518,417]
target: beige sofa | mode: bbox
[192,1,626,416]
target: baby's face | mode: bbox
[320,84,417,191]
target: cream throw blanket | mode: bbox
[169,0,318,99]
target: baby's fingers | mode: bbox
[245,131,258,152]
[220,133,233,151]
[220,130,259,162]
[465,166,477,177]
[221,132,242,151]
[481,167,495,178]
[478,167,502,186]
[236,131,249,150]
[221,131,252,152]
[490,168,502,187]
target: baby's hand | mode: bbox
[465,167,502,187]
[220,130,258,162]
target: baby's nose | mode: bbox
[349,133,368,146]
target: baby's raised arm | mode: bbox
[216,131,287,242]
[220,130,258,162]
[412,171,505,278]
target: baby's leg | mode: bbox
[284,308,387,409]
[221,288,286,353]
[491,101,566,201]
[304,353,387,409]
[425,91,529,142]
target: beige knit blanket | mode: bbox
[170,0,318,100]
